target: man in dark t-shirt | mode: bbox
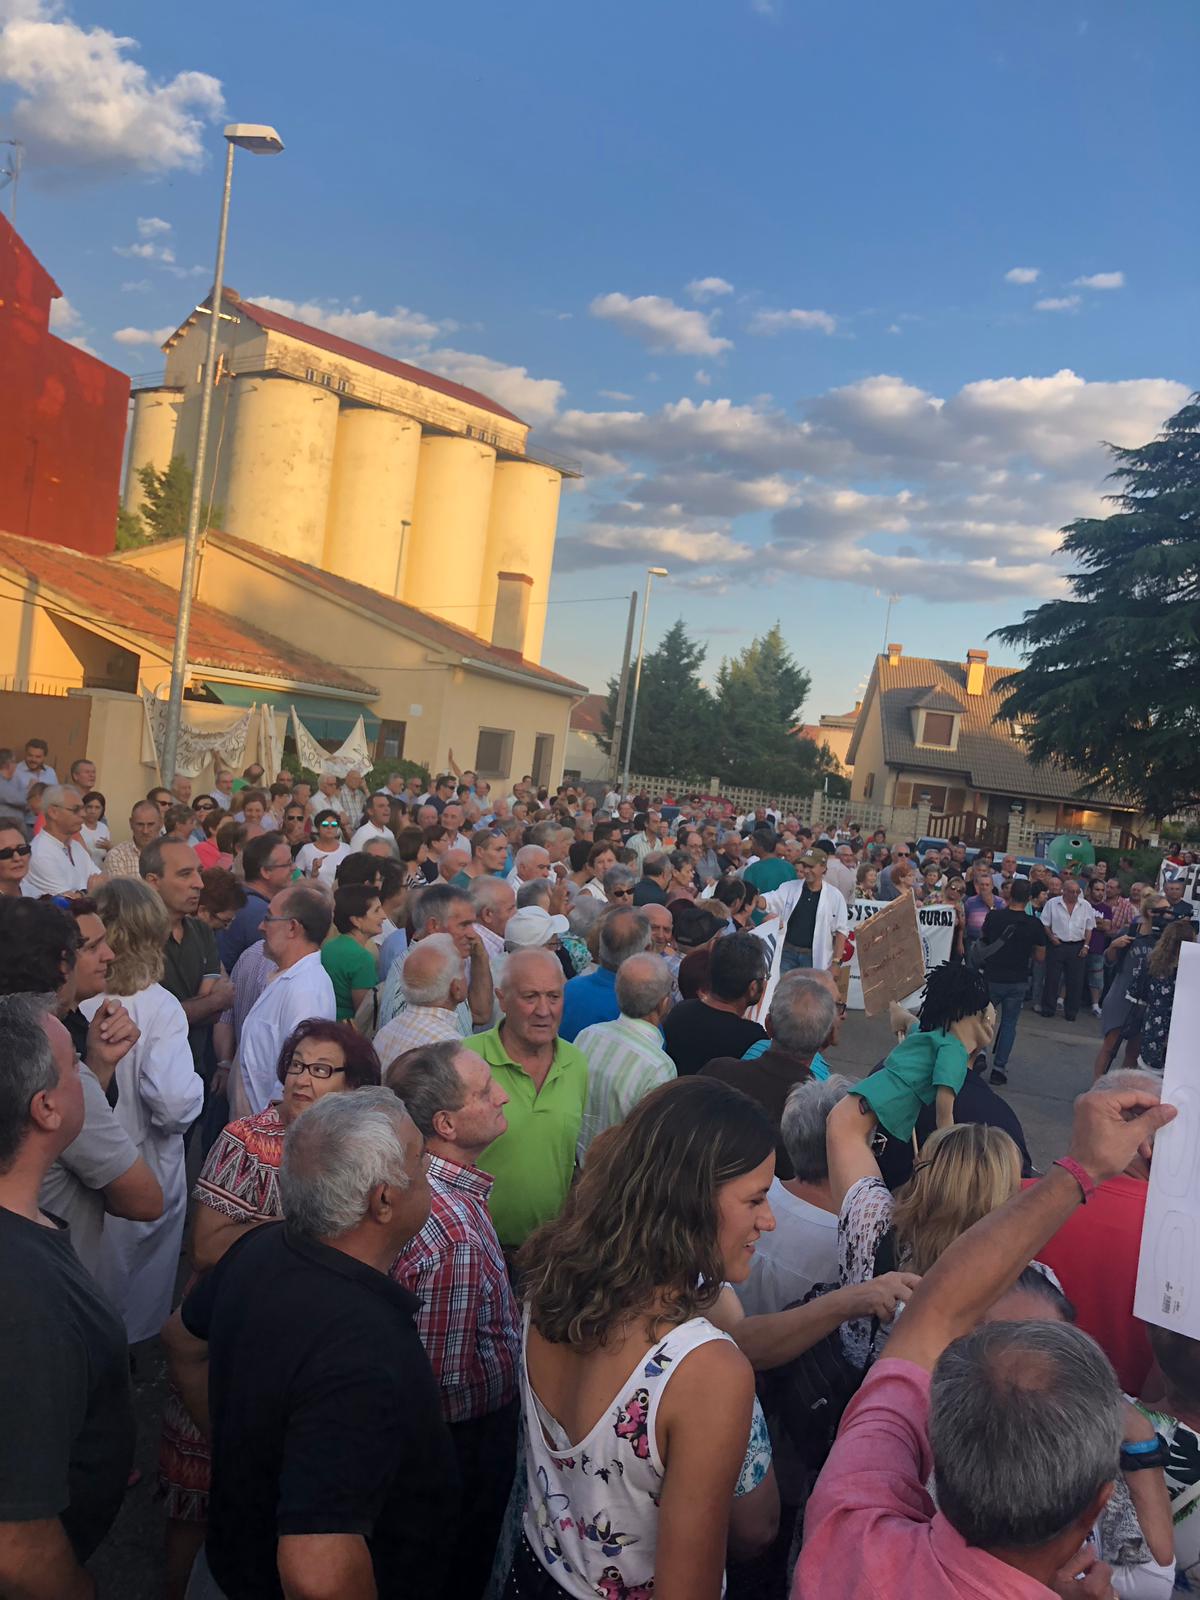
[0,999,134,1593]
[979,878,1047,1085]
[662,930,768,1075]
[165,1089,457,1600]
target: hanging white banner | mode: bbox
[290,707,372,779]
[845,898,957,1011]
[141,691,254,778]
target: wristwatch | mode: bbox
[1119,1432,1169,1472]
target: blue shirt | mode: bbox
[380,926,409,978]
[217,889,269,972]
[741,1038,831,1081]
[559,965,619,1044]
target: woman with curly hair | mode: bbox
[87,877,203,1341]
[158,1019,381,1599]
[507,1076,780,1599]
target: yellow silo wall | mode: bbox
[404,435,496,625]
[478,461,562,661]
[123,389,182,513]
[322,409,422,593]
[221,377,340,562]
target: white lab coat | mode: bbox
[81,984,202,1342]
[760,879,850,970]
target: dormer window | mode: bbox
[921,712,955,748]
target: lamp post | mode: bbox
[161,122,284,783]
[621,566,668,798]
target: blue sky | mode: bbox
[3,0,1196,715]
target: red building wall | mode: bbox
[0,214,129,556]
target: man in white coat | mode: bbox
[759,848,849,973]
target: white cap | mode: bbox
[504,905,570,949]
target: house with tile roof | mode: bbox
[564,693,611,784]
[846,643,1142,848]
[119,530,587,791]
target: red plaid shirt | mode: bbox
[390,1154,519,1423]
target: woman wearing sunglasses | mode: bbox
[294,808,351,883]
[0,823,31,896]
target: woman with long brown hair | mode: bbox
[508,1076,779,1598]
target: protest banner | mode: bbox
[852,895,927,1017]
[747,916,785,1026]
[845,899,957,1012]
[1134,941,1200,1336]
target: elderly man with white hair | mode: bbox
[164,1090,456,1600]
[469,875,516,961]
[506,843,550,890]
[825,843,858,903]
[23,785,96,896]
[574,952,676,1163]
[372,935,467,1068]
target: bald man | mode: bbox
[462,947,588,1249]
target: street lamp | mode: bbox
[160,123,284,782]
[621,566,668,798]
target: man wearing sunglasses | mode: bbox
[23,786,97,898]
[0,825,32,897]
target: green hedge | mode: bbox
[279,754,429,790]
[1093,844,1163,889]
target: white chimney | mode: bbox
[966,648,988,696]
[492,570,533,656]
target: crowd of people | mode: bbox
[0,735,1198,1600]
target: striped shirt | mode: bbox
[373,1005,464,1066]
[1106,895,1138,933]
[574,1014,676,1164]
[390,1154,519,1423]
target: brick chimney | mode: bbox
[966,648,988,696]
[491,571,533,656]
[886,642,902,667]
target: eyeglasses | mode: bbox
[261,913,296,926]
[0,843,32,861]
[284,813,305,823]
[318,821,340,830]
[194,800,216,811]
[284,1059,346,1080]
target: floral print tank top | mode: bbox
[519,1311,770,1599]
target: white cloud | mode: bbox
[121,278,151,292]
[115,239,174,262]
[136,215,171,237]
[112,324,175,346]
[1004,267,1040,285]
[686,276,734,302]
[48,293,81,333]
[1073,271,1124,290]
[420,347,564,426]
[589,291,732,356]
[598,389,634,402]
[694,369,712,387]
[749,307,837,335]
[0,0,223,176]
[1034,295,1081,312]
[250,295,442,349]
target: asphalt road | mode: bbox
[88,996,1096,1599]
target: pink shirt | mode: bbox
[794,1359,1055,1599]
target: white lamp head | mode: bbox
[224,124,284,155]
[648,566,669,577]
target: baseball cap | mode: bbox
[799,848,828,867]
[504,905,570,949]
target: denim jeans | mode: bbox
[781,946,814,974]
[988,980,1028,1071]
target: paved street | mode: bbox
[88,997,1097,1598]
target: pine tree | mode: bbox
[713,624,828,792]
[599,619,716,777]
[131,455,223,543]
[993,394,1200,818]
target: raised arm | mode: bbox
[825,1090,884,1210]
[886,1088,1174,1373]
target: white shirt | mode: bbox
[211,790,232,811]
[22,830,94,896]
[824,857,857,902]
[13,761,57,802]
[295,841,351,883]
[760,878,850,969]
[80,820,111,868]
[308,791,348,821]
[446,830,472,854]
[350,821,396,851]
[239,950,336,1115]
[1041,896,1098,942]
[735,1179,839,1316]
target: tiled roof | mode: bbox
[217,294,525,426]
[0,529,374,696]
[848,651,1132,806]
[570,694,608,736]
[819,705,860,728]
[206,532,588,696]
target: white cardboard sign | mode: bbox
[1134,941,1200,1335]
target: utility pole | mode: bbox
[608,590,637,793]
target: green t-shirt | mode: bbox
[320,935,380,1021]
[744,857,797,894]
[462,1025,589,1249]
[850,1027,969,1143]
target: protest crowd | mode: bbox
[1,732,1199,1600]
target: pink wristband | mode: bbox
[1053,1156,1097,1204]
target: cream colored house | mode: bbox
[847,643,1141,847]
[120,531,585,788]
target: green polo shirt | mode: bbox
[462,1024,589,1249]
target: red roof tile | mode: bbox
[570,693,608,736]
[208,531,588,695]
[0,529,374,697]
[228,295,526,427]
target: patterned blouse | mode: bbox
[1126,944,1182,1071]
[193,1105,286,1222]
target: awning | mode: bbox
[204,683,380,743]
